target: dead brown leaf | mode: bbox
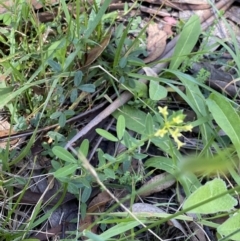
[170,0,210,10]
[138,172,175,197]
[144,23,167,63]
[208,79,239,98]
[132,203,187,235]
[171,0,208,4]
[80,33,112,69]
[0,119,18,148]
[79,191,111,234]
[189,222,207,241]
[87,190,111,213]
[225,6,240,24]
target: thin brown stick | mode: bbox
[0,101,107,142]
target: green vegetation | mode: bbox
[0,0,240,240]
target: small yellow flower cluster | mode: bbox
[154,106,193,149]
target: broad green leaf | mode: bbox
[96,129,118,142]
[53,164,78,178]
[217,211,240,241]
[52,146,78,163]
[116,115,125,140]
[183,179,237,214]
[50,111,62,119]
[149,80,167,100]
[207,93,240,157]
[170,15,201,70]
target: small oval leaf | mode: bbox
[74,71,83,86]
[53,164,78,178]
[59,113,66,127]
[79,84,95,93]
[79,139,89,157]
[50,111,62,119]
[96,129,118,142]
[116,115,125,140]
[52,146,78,163]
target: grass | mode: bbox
[0,0,240,240]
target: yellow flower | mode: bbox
[175,139,185,149]
[173,116,183,124]
[169,128,182,139]
[154,128,168,137]
[182,124,193,132]
[158,106,168,117]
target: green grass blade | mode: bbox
[170,15,201,70]
[84,0,111,39]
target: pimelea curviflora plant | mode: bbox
[155,106,193,149]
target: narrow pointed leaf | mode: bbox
[170,15,201,70]
[116,115,125,140]
[96,129,118,142]
[52,146,78,163]
[54,164,78,178]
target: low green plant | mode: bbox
[1,1,240,240]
